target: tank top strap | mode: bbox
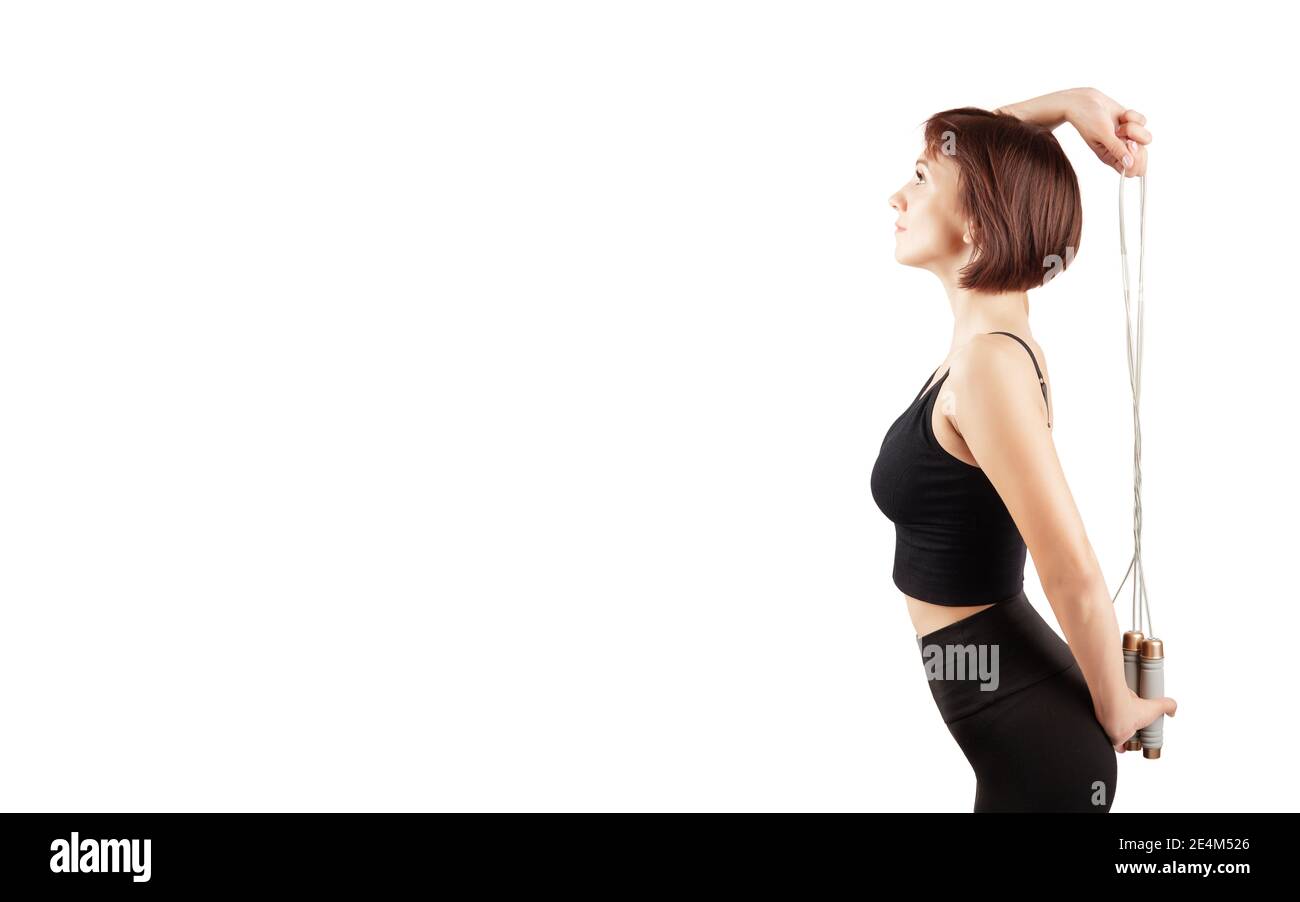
[986,331,1052,428]
[912,366,941,405]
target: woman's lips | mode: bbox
[895,224,906,232]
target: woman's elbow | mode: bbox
[1038,551,1106,602]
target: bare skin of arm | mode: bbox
[992,88,1077,130]
[945,334,1176,752]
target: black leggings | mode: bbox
[917,589,1117,812]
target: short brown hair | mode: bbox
[920,107,1082,292]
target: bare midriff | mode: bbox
[907,593,996,640]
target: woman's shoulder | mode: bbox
[942,331,1051,428]
[958,331,1048,380]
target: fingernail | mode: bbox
[1123,154,1133,168]
[1127,139,1137,152]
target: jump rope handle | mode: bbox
[1138,639,1164,758]
[1121,631,1144,752]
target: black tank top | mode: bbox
[869,331,1051,606]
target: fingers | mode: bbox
[1104,138,1133,174]
[1139,695,1174,724]
[1118,139,1148,177]
[1097,137,1148,177]
[1116,121,1152,144]
[1112,111,1152,177]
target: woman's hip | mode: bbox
[949,662,1118,811]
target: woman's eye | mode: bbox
[915,169,925,183]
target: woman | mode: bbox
[870,87,1177,812]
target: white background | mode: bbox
[1,1,1293,812]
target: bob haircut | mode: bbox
[920,107,1083,293]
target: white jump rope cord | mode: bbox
[1111,163,1151,639]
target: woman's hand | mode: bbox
[1096,687,1177,753]
[1066,87,1152,177]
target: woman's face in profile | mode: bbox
[888,150,970,274]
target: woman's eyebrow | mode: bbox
[915,159,931,170]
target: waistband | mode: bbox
[916,589,1078,724]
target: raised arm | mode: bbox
[992,88,1081,131]
[995,86,1152,176]
[949,334,1176,751]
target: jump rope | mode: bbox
[1112,158,1164,758]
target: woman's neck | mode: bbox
[943,286,1032,351]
